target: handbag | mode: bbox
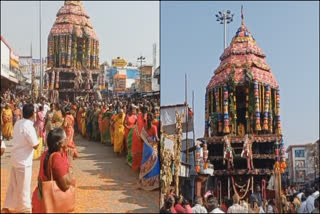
[41,152,76,213]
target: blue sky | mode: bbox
[160,1,319,146]
[1,1,159,66]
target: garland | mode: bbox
[54,36,59,67]
[254,81,261,131]
[263,85,270,131]
[66,35,72,67]
[48,36,54,67]
[268,88,273,133]
[59,35,64,66]
[50,71,55,90]
[205,91,209,137]
[96,41,100,68]
[214,87,223,133]
[276,88,281,134]
[231,176,251,200]
[87,37,91,68]
[92,40,96,68]
[223,86,230,133]
[72,26,77,68]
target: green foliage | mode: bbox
[209,112,219,125]
[227,65,236,92]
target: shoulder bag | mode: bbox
[41,152,76,213]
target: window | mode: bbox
[295,149,305,158]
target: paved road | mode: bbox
[0,135,159,213]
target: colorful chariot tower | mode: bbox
[204,9,286,209]
[45,1,104,102]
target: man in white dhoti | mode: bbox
[2,104,39,213]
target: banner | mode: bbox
[161,104,194,135]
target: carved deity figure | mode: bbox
[86,70,93,89]
[74,70,83,89]
[223,135,234,169]
[241,134,253,170]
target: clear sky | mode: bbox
[160,1,319,146]
[1,1,159,66]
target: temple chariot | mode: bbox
[199,11,286,210]
[44,1,104,103]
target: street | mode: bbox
[0,135,159,213]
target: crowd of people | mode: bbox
[1,88,160,213]
[161,184,319,213]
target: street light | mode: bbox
[137,56,146,68]
[215,10,234,49]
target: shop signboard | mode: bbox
[112,58,127,68]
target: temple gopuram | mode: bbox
[201,10,286,211]
[45,0,104,102]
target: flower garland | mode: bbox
[231,176,251,200]
[223,86,230,133]
[66,35,72,67]
[214,87,222,133]
[48,36,54,67]
[203,143,209,169]
[205,92,209,137]
[50,71,55,90]
[263,85,270,131]
[276,88,281,134]
[254,81,261,131]
[268,88,273,133]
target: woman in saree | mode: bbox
[63,107,79,158]
[1,104,13,140]
[33,106,46,159]
[12,104,22,125]
[76,104,83,134]
[91,104,101,142]
[110,107,117,145]
[131,106,147,171]
[52,103,64,129]
[32,128,75,213]
[81,107,87,137]
[34,106,46,141]
[101,106,112,146]
[138,112,160,191]
[98,103,107,144]
[86,105,94,140]
[112,109,126,155]
[124,105,137,166]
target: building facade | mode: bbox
[1,36,22,91]
[140,65,153,92]
[286,141,319,185]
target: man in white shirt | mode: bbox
[227,194,249,213]
[2,104,39,213]
[192,196,208,213]
[306,190,319,213]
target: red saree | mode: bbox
[131,113,146,170]
[64,114,79,158]
[32,151,70,213]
